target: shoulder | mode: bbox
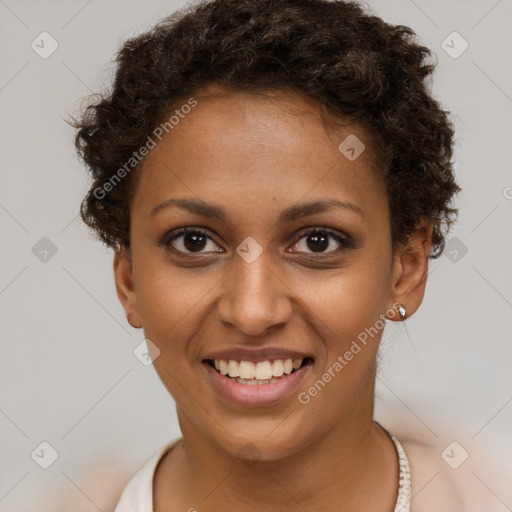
[47,438,182,512]
[391,426,507,512]
[398,433,465,511]
[113,438,182,512]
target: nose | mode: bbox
[216,250,293,337]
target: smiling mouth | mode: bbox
[203,357,314,385]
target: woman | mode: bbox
[72,0,464,510]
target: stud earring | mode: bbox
[398,304,406,320]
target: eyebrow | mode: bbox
[150,197,364,222]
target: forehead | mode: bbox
[132,88,387,223]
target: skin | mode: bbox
[113,85,433,511]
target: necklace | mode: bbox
[390,434,412,512]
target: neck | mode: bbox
[157,373,399,511]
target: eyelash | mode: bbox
[161,226,352,257]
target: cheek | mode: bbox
[294,274,388,419]
[134,245,392,346]
[133,261,206,349]
[133,262,217,395]
[302,257,391,338]
[297,257,392,400]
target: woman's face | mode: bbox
[115,87,406,461]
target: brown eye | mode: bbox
[163,228,223,254]
[290,228,351,255]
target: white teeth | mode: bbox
[239,361,256,379]
[255,361,273,380]
[234,377,281,385]
[219,360,229,376]
[271,359,284,376]
[228,360,240,377]
[212,358,304,380]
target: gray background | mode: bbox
[0,0,511,510]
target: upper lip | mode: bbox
[203,347,313,363]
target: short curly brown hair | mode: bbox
[71,0,460,257]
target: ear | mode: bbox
[388,221,433,321]
[113,246,142,329]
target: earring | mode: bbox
[398,304,406,320]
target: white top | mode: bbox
[113,434,412,512]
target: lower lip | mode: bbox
[203,361,311,407]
